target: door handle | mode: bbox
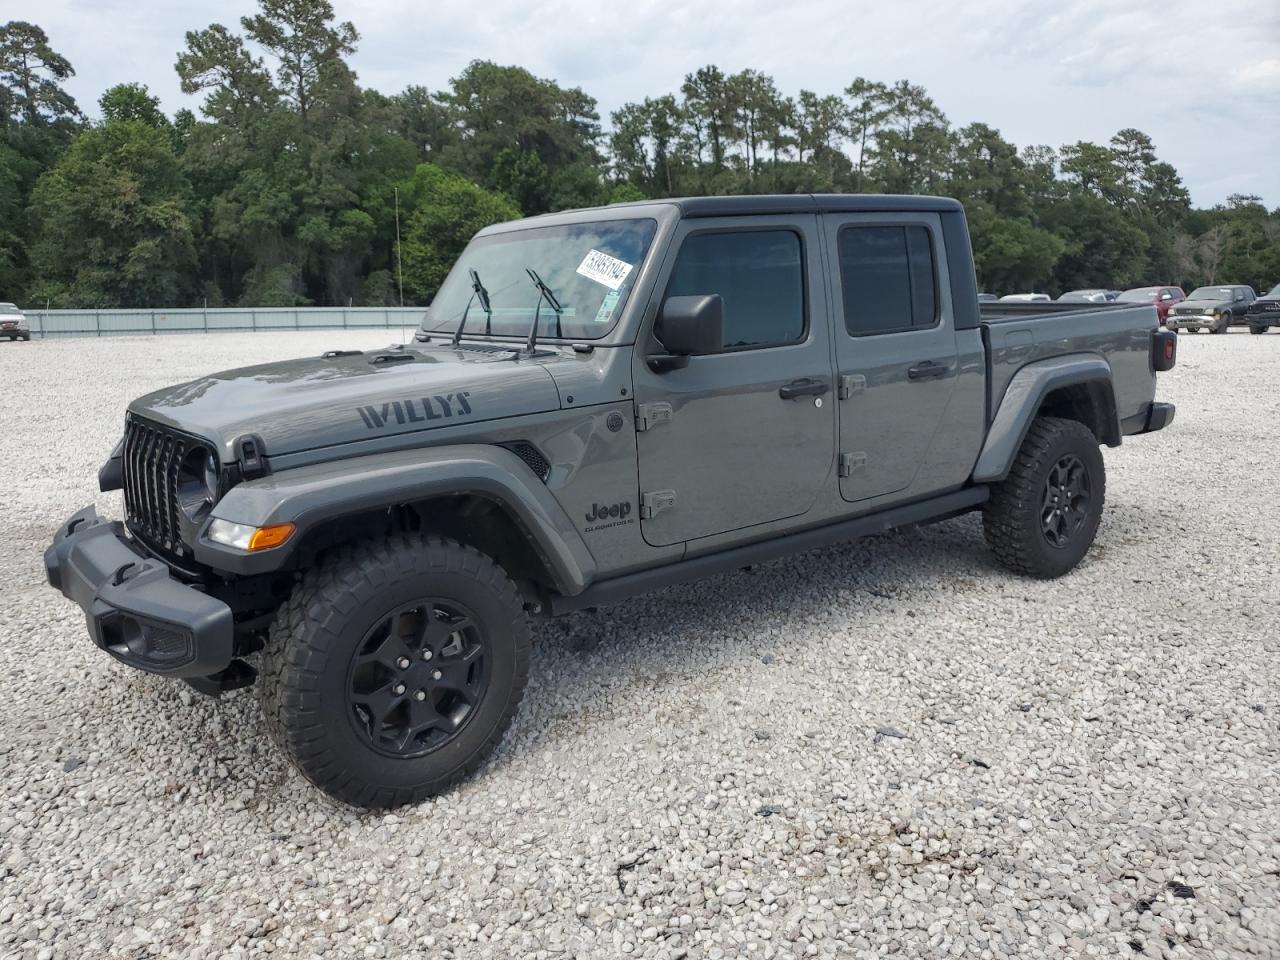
[907,361,949,381]
[779,378,831,400]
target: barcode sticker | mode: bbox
[575,249,633,290]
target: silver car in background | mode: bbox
[0,303,31,341]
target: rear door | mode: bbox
[822,212,961,503]
[631,216,835,546]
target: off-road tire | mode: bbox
[983,416,1105,579]
[259,535,530,808]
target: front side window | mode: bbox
[423,218,658,342]
[838,224,938,336]
[665,230,805,349]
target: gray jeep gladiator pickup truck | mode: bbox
[45,195,1177,808]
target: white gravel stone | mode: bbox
[0,329,1278,959]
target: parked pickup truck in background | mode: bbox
[45,194,1177,808]
[1166,285,1257,333]
[1245,283,1280,334]
[1117,286,1185,325]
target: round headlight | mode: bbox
[177,448,219,519]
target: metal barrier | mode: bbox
[22,307,426,338]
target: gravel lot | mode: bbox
[1,330,1278,960]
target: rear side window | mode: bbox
[665,230,805,349]
[838,225,938,336]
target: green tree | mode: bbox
[27,120,196,306]
[99,83,168,127]
[681,65,739,179]
[729,69,784,181]
[437,60,602,213]
[240,0,357,128]
[843,77,891,192]
[970,211,1065,293]
[873,81,950,194]
[0,21,79,125]
[397,163,519,302]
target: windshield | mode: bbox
[422,218,658,342]
[1188,287,1232,300]
[1118,287,1159,302]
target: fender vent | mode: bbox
[501,442,551,482]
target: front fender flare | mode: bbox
[972,355,1116,483]
[193,444,597,595]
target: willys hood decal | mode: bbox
[129,346,561,458]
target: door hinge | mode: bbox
[640,489,677,519]
[838,452,867,478]
[634,402,673,432]
[838,374,866,400]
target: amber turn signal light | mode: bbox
[247,522,296,551]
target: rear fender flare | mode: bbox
[972,355,1117,483]
[193,444,596,595]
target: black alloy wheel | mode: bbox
[347,599,489,758]
[1041,454,1091,548]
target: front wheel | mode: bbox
[1249,325,1266,335]
[983,417,1106,579]
[1213,315,1230,334]
[259,535,531,808]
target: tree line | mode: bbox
[1,4,1277,310]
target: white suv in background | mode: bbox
[0,303,31,341]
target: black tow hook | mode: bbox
[111,562,138,586]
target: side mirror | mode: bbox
[1160,293,1172,301]
[650,295,723,372]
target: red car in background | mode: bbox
[1117,286,1185,324]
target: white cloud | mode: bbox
[15,0,1280,206]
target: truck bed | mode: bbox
[978,301,1160,434]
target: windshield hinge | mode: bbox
[640,490,677,519]
[838,452,867,478]
[635,402,673,432]
[838,374,866,400]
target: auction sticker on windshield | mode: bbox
[576,249,633,290]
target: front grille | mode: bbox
[122,416,214,556]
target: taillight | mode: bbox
[1153,330,1176,372]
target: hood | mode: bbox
[129,344,562,459]
[1174,298,1231,312]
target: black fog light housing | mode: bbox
[99,613,194,670]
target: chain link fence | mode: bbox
[22,306,425,338]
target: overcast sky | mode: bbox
[17,0,1280,207]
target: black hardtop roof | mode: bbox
[599,193,964,218]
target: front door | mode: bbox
[822,212,961,503]
[631,216,835,547]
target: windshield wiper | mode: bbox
[452,268,493,345]
[523,267,563,354]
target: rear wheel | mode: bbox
[983,417,1106,579]
[259,535,530,808]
